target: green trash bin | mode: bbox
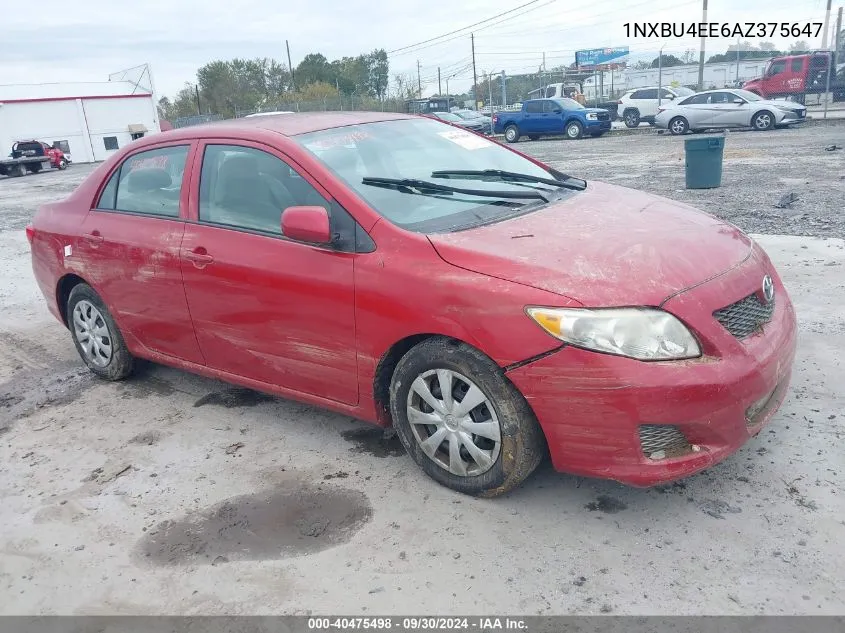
[684,135,725,189]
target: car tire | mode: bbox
[389,336,546,497]
[14,164,26,177]
[67,283,135,381]
[669,116,689,135]
[752,110,774,131]
[504,125,520,143]
[623,109,640,128]
[565,121,583,139]
[528,135,540,141]
[58,159,68,170]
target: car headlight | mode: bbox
[586,113,598,121]
[525,307,701,361]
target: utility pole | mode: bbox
[822,0,835,118]
[501,70,507,105]
[438,67,442,96]
[194,84,201,115]
[836,7,843,55]
[488,71,494,114]
[471,33,479,110]
[736,36,741,83]
[286,40,296,91]
[658,44,665,107]
[697,0,707,90]
[417,60,422,98]
[821,0,833,50]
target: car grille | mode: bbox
[713,292,774,340]
[638,425,692,459]
[596,112,610,121]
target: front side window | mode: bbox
[199,144,329,235]
[768,60,787,76]
[295,118,578,234]
[99,145,189,217]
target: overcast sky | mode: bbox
[0,0,836,98]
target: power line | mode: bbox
[386,0,543,55]
[387,0,556,58]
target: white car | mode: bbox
[617,86,697,128]
[654,89,807,135]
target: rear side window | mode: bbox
[525,101,543,113]
[97,145,189,217]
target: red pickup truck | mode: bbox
[743,51,844,103]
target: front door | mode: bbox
[179,141,359,405]
[77,142,205,364]
[706,91,751,127]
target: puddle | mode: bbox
[137,484,372,565]
[341,427,405,458]
[585,495,628,514]
[0,362,94,429]
[119,373,176,399]
[193,387,274,408]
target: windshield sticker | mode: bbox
[305,130,372,151]
[437,129,494,150]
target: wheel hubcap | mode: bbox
[757,115,770,129]
[506,129,515,140]
[72,300,112,367]
[672,120,685,133]
[406,369,502,477]
[568,126,578,137]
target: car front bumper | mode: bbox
[585,120,612,132]
[506,248,798,487]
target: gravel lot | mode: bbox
[1,123,844,616]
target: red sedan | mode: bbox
[27,112,797,496]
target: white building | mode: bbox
[580,60,772,100]
[0,72,160,164]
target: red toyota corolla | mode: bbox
[27,112,797,497]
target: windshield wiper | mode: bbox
[361,177,550,202]
[430,169,587,191]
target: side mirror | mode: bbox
[281,206,331,244]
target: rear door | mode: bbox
[676,93,716,128]
[77,142,205,364]
[521,101,543,133]
[179,140,359,405]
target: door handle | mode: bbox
[83,231,104,245]
[182,248,214,266]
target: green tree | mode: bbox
[296,53,333,86]
[364,49,389,100]
[651,54,684,68]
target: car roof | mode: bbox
[152,111,416,141]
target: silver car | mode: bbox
[654,89,807,135]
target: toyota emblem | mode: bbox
[762,275,775,303]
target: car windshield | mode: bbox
[455,110,483,119]
[553,97,584,110]
[295,118,577,233]
[731,89,762,102]
[434,112,462,122]
[673,87,696,97]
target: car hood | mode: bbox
[427,181,753,306]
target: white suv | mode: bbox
[617,86,697,127]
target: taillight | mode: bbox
[492,114,498,123]
[25,223,35,244]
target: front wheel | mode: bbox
[752,110,774,131]
[67,283,135,381]
[504,125,520,143]
[623,109,640,128]
[58,158,68,170]
[565,121,583,139]
[669,116,689,135]
[389,337,546,497]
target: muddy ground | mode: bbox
[1,124,844,615]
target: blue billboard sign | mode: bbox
[575,47,630,67]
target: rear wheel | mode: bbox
[389,337,546,497]
[67,284,134,381]
[565,121,583,139]
[504,125,520,143]
[752,110,774,131]
[669,116,689,135]
[13,164,26,177]
[623,109,640,128]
